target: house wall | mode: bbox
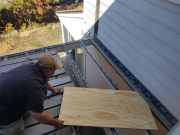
[84,0,180,121]
[59,17,84,41]
[84,0,96,36]
[61,23,71,43]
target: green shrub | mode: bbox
[5,23,14,34]
[45,26,52,31]
[21,23,27,31]
[32,22,41,28]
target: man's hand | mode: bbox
[53,87,62,95]
[44,82,62,95]
[30,111,65,128]
[55,120,65,129]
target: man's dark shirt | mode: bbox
[0,63,47,125]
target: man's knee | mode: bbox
[0,117,24,135]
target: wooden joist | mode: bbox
[0,50,57,67]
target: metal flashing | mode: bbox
[0,39,84,60]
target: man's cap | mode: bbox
[38,55,62,70]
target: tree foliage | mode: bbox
[12,0,56,18]
[0,0,13,10]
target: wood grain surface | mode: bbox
[59,87,157,130]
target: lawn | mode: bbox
[0,22,63,56]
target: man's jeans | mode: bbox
[0,111,30,135]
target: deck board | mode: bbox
[0,65,65,77]
[22,124,56,135]
[23,77,73,132]
[47,82,75,97]
[0,55,65,77]
[44,95,63,109]
[24,81,74,126]
[59,87,158,130]
[24,106,61,127]
[0,54,63,72]
[22,76,73,133]
[22,95,63,135]
[0,50,57,67]
[48,76,71,87]
[4,50,76,135]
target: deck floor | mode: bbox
[0,50,107,135]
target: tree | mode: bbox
[0,0,13,11]
[11,0,56,25]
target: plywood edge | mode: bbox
[64,87,147,98]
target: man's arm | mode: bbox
[30,111,64,128]
[44,82,61,95]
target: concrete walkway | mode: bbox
[19,30,33,37]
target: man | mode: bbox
[0,55,64,135]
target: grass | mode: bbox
[0,22,62,56]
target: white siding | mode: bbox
[84,0,96,35]
[84,0,180,120]
[59,18,84,40]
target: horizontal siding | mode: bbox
[84,0,96,35]
[97,33,180,120]
[95,0,180,120]
[98,10,180,99]
[97,28,180,114]
[101,0,180,52]
[84,12,94,34]
[116,0,180,32]
[100,3,180,70]
[98,9,180,95]
[145,0,180,13]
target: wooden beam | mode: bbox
[94,0,100,36]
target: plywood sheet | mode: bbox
[59,87,157,130]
